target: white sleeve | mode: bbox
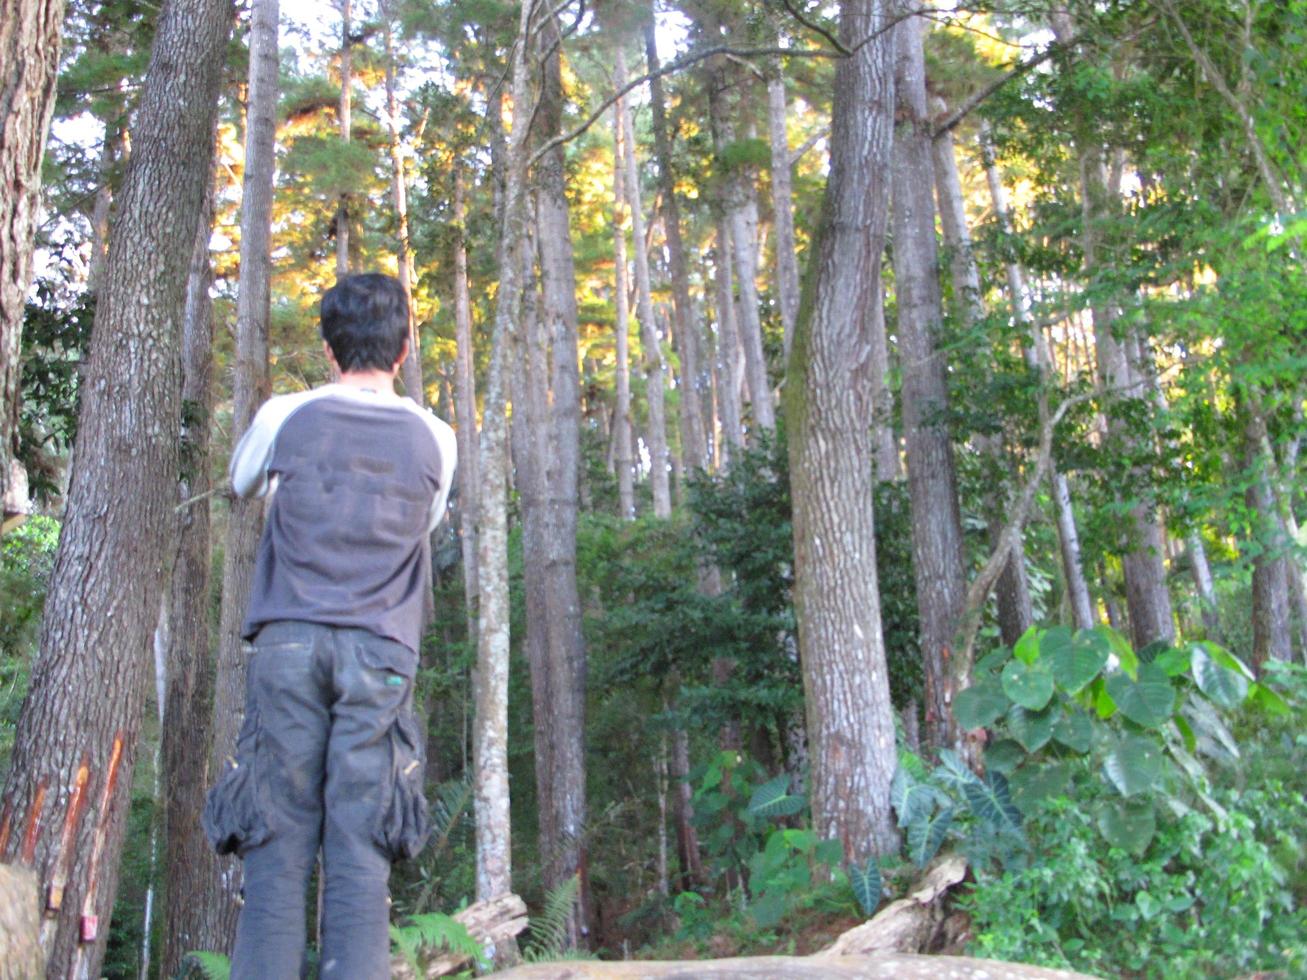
[425,414,459,533]
[229,391,320,498]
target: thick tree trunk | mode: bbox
[474,2,534,911]
[0,0,231,972]
[1187,531,1222,638]
[335,0,351,276]
[201,0,278,950]
[0,0,66,507]
[611,108,635,519]
[709,67,774,434]
[616,51,671,517]
[784,0,899,863]
[931,102,1032,647]
[159,151,220,978]
[767,55,801,361]
[532,21,590,942]
[383,11,423,403]
[452,168,480,627]
[644,18,708,472]
[891,12,968,751]
[1243,410,1294,668]
[979,122,1094,630]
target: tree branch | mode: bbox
[932,39,1065,138]
[778,0,849,55]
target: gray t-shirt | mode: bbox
[229,385,457,655]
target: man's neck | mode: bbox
[336,370,397,394]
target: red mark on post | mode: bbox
[20,778,50,864]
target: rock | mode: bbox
[0,863,43,980]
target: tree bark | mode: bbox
[930,100,1032,647]
[532,18,590,941]
[158,145,221,978]
[616,51,671,517]
[335,0,352,276]
[1243,409,1294,668]
[452,167,480,628]
[784,0,899,863]
[644,17,708,473]
[767,54,802,361]
[0,0,66,507]
[383,7,423,403]
[712,221,745,463]
[869,268,899,480]
[1186,531,1222,638]
[473,0,533,911]
[891,11,968,751]
[611,107,635,520]
[709,65,774,434]
[0,0,232,971]
[201,0,278,949]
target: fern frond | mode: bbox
[523,874,589,963]
[390,913,485,973]
[181,951,231,980]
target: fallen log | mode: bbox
[818,853,968,957]
[493,954,1097,979]
[390,892,529,978]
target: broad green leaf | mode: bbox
[1052,708,1093,754]
[749,889,787,928]
[984,738,1026,774]
[1183,694,1240,761]
[1013,626,1040,665]
[747,773,805,819]
[1002,658,1055,711]
[1105,663,1175,728]
[1152,646,1191,677]
[1191,645,1249,709]
[975,646,1010,675]
[1102,626,1138,679]
[1103,735,1164,797]
[1093,679,1117,719]
[1192,641,1255,680]
[890,767,937,828]
[1008,761,1070,810]
[953,677,1009,730]
[1007,703,1056,753]
[931,748,980,793]
[813,838,843,867]
[1049,628,1108,693]
[849,859,882,916]
[1096,798,1155,855]
[1040,625,1074,666]
[1173,713,1196,753]
[962,770,1023,834]
[1248,682,1290,716]
[907,806,956,868]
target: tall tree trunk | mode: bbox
[201,0,278,949]
[931,100,1032,647]
[1053,11,1175,650]
[1243,408,1294,668]
[473,0,534,910]
[712,222,745,463]
[709,66,774,434]
[1187,531,1222,638]
[891,11,968,751]
[616,51,671,518]
[767,53,801,361]
[0,0,231,972]
[534,22,590,939]
[869,269,899,480]
[86,114,127,298]
[644,18,708,472]
[452,167,480,628]
[979,121,1094,630]
[383,8,422,403]
[335,0,351,276]
[611,107,635,520]
[0,0,66,506]
[159,155,219,977]
[784,0,899,863]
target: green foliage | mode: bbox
[848,858,883,917]
[0,517,59,777]
[522,874,593,963]
[390,912,485,973]
[180,951,231,980]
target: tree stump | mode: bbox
[0,863,42,980]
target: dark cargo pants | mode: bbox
[202,621,431,980]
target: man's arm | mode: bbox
[229,391,319,498]
[425,414,458,533]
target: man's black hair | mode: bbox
[320,273,409,373]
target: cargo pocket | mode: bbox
[202,703,274,856]
[373,706,432,861]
